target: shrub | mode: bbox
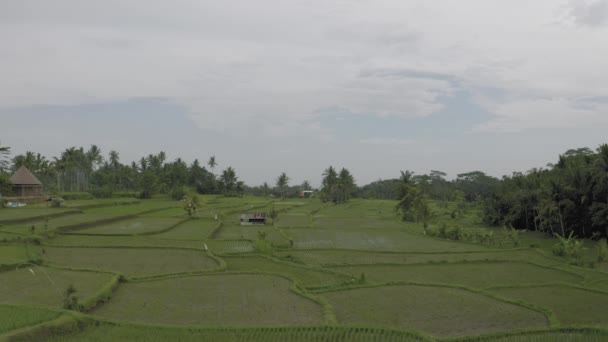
[62,284,79,310]
[446,226,462,240]
[170,186,189,201]
[438,224,447,238]
[553,232,585,262]
[89,187,113,198]
[60,192,94,200]
[50,197,64,208]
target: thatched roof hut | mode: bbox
[10,166,43,197]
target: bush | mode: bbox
[446,226,462,240]
[170,186,189,201]
[50,197,64,208]
[89,187,113,198]
[138,190,152,199]
[60,192,94,200]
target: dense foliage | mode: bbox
[484,145,608,239]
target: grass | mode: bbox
[0,245,29,266]
[0,304,61,335]
[276,214,310,228]
[287,227,490,252]
[0,208,75,222]
[205,240,255,254]
[313,217,405,229]
[0,267,115,308]
[40,246,219,277]
[329,262,583,289]
[45,235,205,249]
[224,255,350,288]
[458,329,608,341]
[323,284,548,338]
[490,285,608,326]
[275,249,550,267]
[43,323,430,341]
[213,224,287,245]
[71,218,183,235]
[91,274,323,326]
[150,219,219,240]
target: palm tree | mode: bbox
[276,172,290,198]
[208,156,217,175]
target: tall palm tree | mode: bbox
[208,156,217,175]
[276,172,290,198]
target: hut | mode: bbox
[240,213,266,225]
[10,166,43,197]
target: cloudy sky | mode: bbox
[1,0,608,186]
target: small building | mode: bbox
[240,213,266,225]
[299,190,314,198]
[10,166,44,197]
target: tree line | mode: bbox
[484,145,608,239]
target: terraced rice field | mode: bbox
[41,246,219,277]
[323,285,548,337]
[1,196,607,342]
[92,274,323,326]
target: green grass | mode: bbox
[490,285,608,326]
[214,224,287,245]
[0,304,61,335]
[313,217,405,229]
[44,323,429,341]
[287,228,490,252]
[138,207,187,218]
[0,245,29,266]
[324,285,548,338]
[0,267,115,308]
[150,219,219,240]
[45,235,205,249]
[91,274,323,326]
[459,329,608,341]
[72,218,183,235]
[224,256,350,288]
[205,240,255,254]
[0,208,75,222]
[275,249,550,267]
[41,246,218,277]
[276,214,310,228]
[329,262,583,288]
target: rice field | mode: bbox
[40,246,219,277]
[1,196,607,342]
[323,285,548,338]
[0,305,61,335]
[0,267,115,308]
[328,262,583,288]
[224,255,350,288]
[91,274,323,326]
[489,285,608,326]
[72,217,183,235]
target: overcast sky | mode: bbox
[1,0,608,186]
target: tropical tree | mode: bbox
[0,143,10,174]
[208,156,217,175]
[337,168,356,203]
[276,172,290,198]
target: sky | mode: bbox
[1,0,608,186]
